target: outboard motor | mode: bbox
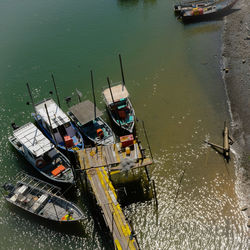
[11,122,19,130]
[2,183,15,192]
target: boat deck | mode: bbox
[41,203,66,220]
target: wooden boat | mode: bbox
[178,0,239,23]
[103,83,135,134]
[68,100,116,146]
[33,98,84,153]
[2,173,84,222]
[9,122,75,184]
[174,0,216,15]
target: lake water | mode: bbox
[0,0,248,249]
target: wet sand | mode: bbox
[222,0,250,227]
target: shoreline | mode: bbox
[222,0,250,228]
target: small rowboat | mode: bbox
[174,0,216,15]
[178,0,239,23]
[2,173,84,222]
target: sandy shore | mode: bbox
[222,0,250,227]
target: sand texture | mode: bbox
[222,0,250,223]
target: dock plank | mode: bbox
[85,165,138,249]
[76,141,153,249]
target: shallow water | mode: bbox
[0,0,248,249]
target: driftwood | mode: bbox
[204,121,234,162]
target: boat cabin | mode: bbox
[11,122,73,181]
[68,100,115,144]
[103,84,129,106]
[13,122,55,162]
[34,98,80,147]
[103,84,134,125]
[68,100,103,127]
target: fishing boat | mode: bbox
[9,122,75,184]
[103,82,135,134]
[2,172,84,222]
[33,98,84,153]
[174,0,216,15]
[102,55,135,134]
[178,0,239,23]
[68,100,115,145]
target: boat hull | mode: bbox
[180,0,239,23]
[80,117,116,146]
[4,181,84,222]
[106,98,135,135]
[34,116,84,153]
[9,136,75,185]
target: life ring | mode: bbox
[36,159,45,168]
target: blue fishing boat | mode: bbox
[33,98,84,153]
[68,100,115,146]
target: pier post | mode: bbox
[151,179,158,210]
[44,103,57,145]
[90,70,97,120]
[119,54,126,89]
[26,83,36,114]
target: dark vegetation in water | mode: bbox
[114,178,154,206]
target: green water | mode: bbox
[0,0,248,249]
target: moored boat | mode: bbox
[9,122,75,184]
[33,98,84,153]
[174,0,216,15]
[103,83,135,134]
[2,173,84,222]
[68,100,116,146]
[178,0,239,23]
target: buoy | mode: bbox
[125,147,130,155]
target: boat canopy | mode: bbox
[69,100,103,125]
[35,98,70,129]
[13,122,54,157]
[103,84,129,105]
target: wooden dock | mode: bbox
[78,143,152,174]
[77,142,152,249]
[85,166,138,249]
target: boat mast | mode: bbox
[26,83,36,115]
[90,70,97,120]
[107,77,115,104]
[51,73,61,108]
[119,54,126,90]
[44,103,57,145]
[107,77,121,128]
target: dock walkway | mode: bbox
[78,143,152,174]
[87,166,138,249]
[77,142,153,249]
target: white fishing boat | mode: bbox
[9,122,75,184]
[68,100,115,145]
[2,172,83,222]
[103,83,135,134]
[33,98,84,153]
